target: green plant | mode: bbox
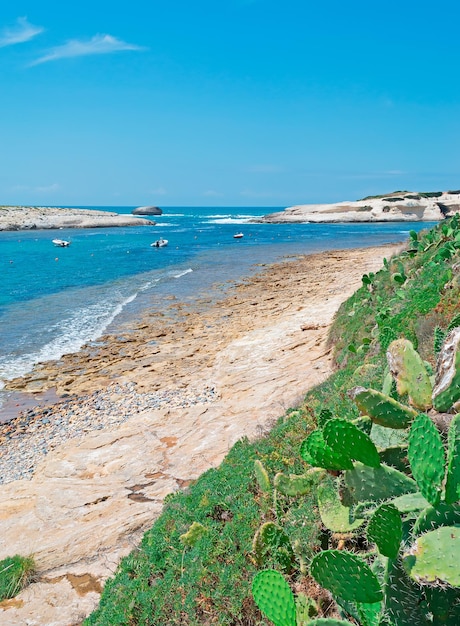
[0,555,35,601]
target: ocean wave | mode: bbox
[0,292,139,384]
[173,268,193,279]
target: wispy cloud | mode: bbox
[0,16,44,48]
[240,189,276,199]
[203,190,224,197]
[35,183,60,193]
[150,187,167,196]
[338,170,406,180]
[31,33,146,65]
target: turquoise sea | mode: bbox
[0,205,436,411]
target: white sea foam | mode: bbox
[207,217,254,224]
[0,292,138,384]
[174,268,193,279]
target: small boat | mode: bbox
[151,238,168,248]
[52,239,71,247]
[233,233,244,239]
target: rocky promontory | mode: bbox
[0,206,154,231]
[256,190,460,223]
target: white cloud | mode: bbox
[150,187,167,196]
[203,190,224,197]
[31,33,146,65]
[35,183,60,193]
[240,189,276,198]
[0,17,44,48]
[339,170,406,180]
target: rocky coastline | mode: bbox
[254,190,460,223]
[0,243,403,624]
[0,206,154,230]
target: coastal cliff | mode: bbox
[256,190,460,223]
[0,206,154,231]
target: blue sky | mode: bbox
[1,1,459,207]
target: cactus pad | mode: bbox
[308,617,353,626]
[351,387,417,429]
[274,468,324,497]
[252,522,294,572]
[413,502,460,535]
[252,569,296,626]
[367,503,402,559]
[323,418,380,468]
[386,339,433,410]
[310,550,383,604]
[300,430,353,471]
[403,526,460,587]
[345,462,417,503]
[378,445,409,474]
[408,413,445,507]
[391,492,430,513]
[317,480,364,533]
[445,413,460,504]
[254,460,271,494]
[432,327,460,412]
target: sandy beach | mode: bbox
[0,243,403,624]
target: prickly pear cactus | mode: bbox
[408,413,445,507]
[351,387,417,429]
[254,459,271,494]
[300,430,353,471]
[317,480,364,533]
[413,501,460,535]
[367,503,402,559]
[432,327,460,412]
[310,550,383,604]
[445,413,460,504]
[252,522,294,572]
[274,468,323,496]
[386,339,433,410]
[252,569,296,626]
[323,418,380,468]
[308,617,353,626]
[403,526,460,587]
[345,462,417,503]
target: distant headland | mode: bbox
[0,206,154,231]
[256,190,460,223]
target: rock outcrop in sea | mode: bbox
[255,190,460,223]
[0,206,154,231]
[132,206,162,215]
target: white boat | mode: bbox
[151,238,168,248]
[52,239,71,247]
[233,233,244,239]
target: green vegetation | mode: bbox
[86,216,460,625]
[0,555,35,602]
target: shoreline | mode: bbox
[0,206,153,230]
[0,242,404,624]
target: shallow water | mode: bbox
[0,205,436,410]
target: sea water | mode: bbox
[0,205,435,406]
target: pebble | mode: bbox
[0,382,217,484]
